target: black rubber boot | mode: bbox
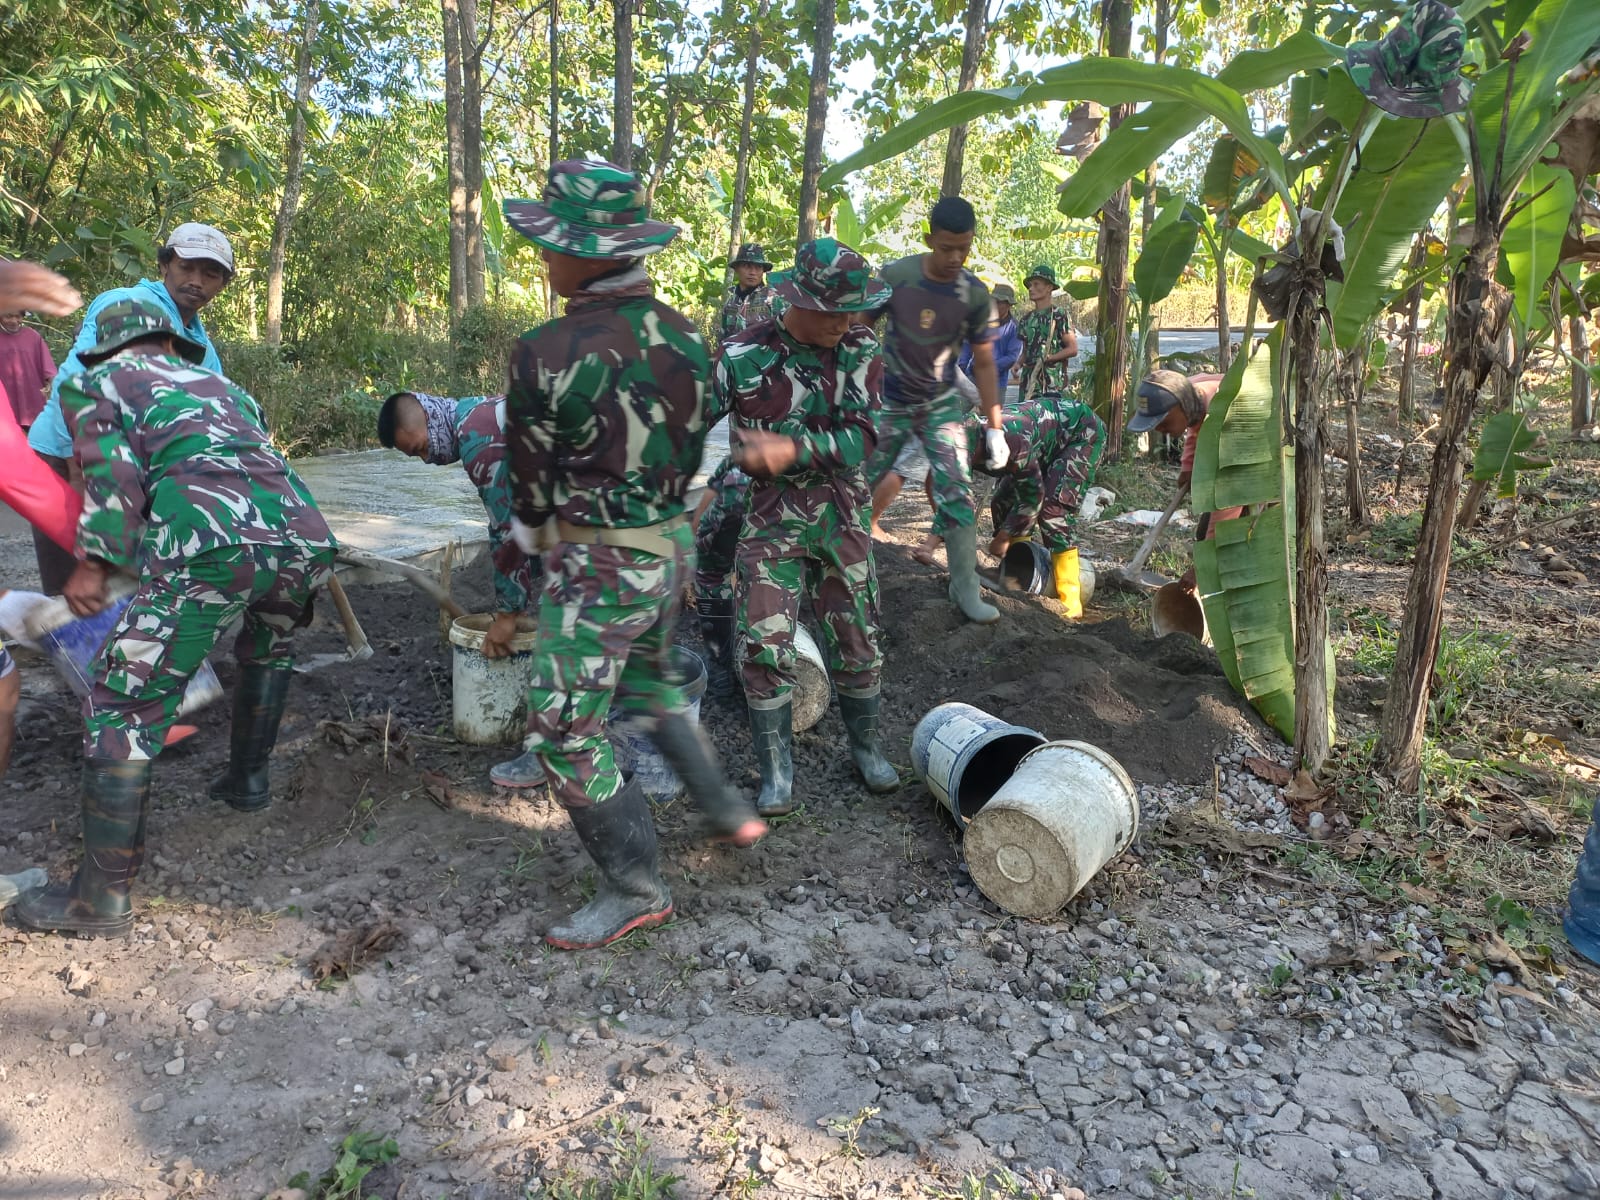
[837,688,900,794]
[649,712,767,845]
[697,597,739,704]
[209,665,292,813]
[747,697,795,817]
[545,778,674,950]
[16,758,152,937]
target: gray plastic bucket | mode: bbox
[998,543,1096,605]
[609,646,708,802]
[911,702,1048,822]
[965,739,1140,918]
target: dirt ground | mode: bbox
[2,415,1599,1200]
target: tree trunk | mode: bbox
[1092,0,1133,461]
[1214,223,1232,372]
[1395,232,1428,423]
[1342,350,1371,528]
[1290,273,1330,772]
[796,0,836,247]
[1379,231,1509,791]
[940,0,988,197]
[727,0,771,261]
[547,0,560,318]
[442,0,469,322]
[612,0,635,169]
[1574,313,1593,430]
[461,0,486,306]
[265,0,320,347]
[1140,0,1169,243]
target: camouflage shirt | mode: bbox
[444,395,537,614]
[717,283,779,343]
[877,254,994,409]
[969,393,1103,535]
[710,318,882,485]
[61,352,337,573]
[1016,306,1075,399]
[506,289,710,531]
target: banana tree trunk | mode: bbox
[1379,231,1509,791]
[1342,349,1370,528]
[1290,281,1329,772]
[1093,0,1134,461]
[1574,313,1593,431]
[1395,233,1427,423]
[1214,222,1232,372]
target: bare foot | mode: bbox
[911,538,942,567]
[871,524,889,541]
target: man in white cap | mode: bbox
[26,223,235,593]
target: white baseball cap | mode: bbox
[164,223,235,273]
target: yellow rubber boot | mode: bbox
[1052,547,1083,619]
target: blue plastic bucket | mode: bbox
[911,702,1048,823]
[608,646,708,802]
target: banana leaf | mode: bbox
[1133,210,1200,308]
[1472,410,1552,497]
[1503,163,1578,331]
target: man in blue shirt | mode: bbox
[959,282,1021,387]
[27,223,234,592]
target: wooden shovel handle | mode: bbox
[1122,484,1190,577]
[335,549,467,620]
[324,575,371,656]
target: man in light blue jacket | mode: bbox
[27,223,234,591]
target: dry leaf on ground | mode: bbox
[1439,995,1483,1048]
[308,920,405,981]
[1242,756,1291,786]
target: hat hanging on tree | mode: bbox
[1345,0,1472,120]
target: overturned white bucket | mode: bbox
[964,740,1139,918]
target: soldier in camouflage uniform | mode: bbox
[712,238,899,816]
[1014,264,1079,401]
[717,243,777,345]
[15,299,337,937]
[863,196,1011,625]
[502,160,766,951]
[968,392,1105,618]
[377,390,549,786]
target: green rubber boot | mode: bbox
[545,778,674,950]
[15,758,152,937]
[837,688,900,794]
[747,695,795,817]
[945,523,1000,624]
[649,711,766,845]
[209,664,292,813]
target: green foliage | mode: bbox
[1471,410,1552,498]
[1344,608,1508,736]
[1133,206,1201,307]
[288,1129,399,1200]
[1501,163,1578,332]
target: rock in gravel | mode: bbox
[185,999,214,1022]
[139,1093,166,1113]
[464,1085,486,1107]
[47,1026,69,1043]
[165,1057,185,1076]
[68,1043,87,1058]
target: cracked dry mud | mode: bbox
[1,532,1597,1200]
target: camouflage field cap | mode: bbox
[1346,0,1472,119]
[774,238,890,313]
[993,283,1017,305]
[80,298,204,366]
[504,159,678,259]
[730,242,773,269]
[1024,264,1059,289]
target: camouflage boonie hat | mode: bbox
[80,299,204,366]
[992,283,1017,305]
[1346,0,1472,120]
[730,242,773,269]
[1024,264,1059,289]
[504,159,678,259]
[774,238,891,313]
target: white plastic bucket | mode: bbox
[998,543,1097,606]
[448,613,538,745]
[608,646,708,802]
[1150,581,1208,643]
[910,702,1048,822]
[739,622,829,732]
[964,740,1140,918]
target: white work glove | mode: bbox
[985,427,1010,471]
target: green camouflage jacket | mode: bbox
[60,353,337,572]
[717,283,779,342]
[506,289,710,532]
[1016,305,1075,399]
[968,393,1102,536]
[709,320,882,485]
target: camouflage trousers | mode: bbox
[865,391,976,532]
[991,420,1107,554]
[524,527,691,809]
[737,475,882,702]
[693,468,750,604]
[84,543,335,760]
